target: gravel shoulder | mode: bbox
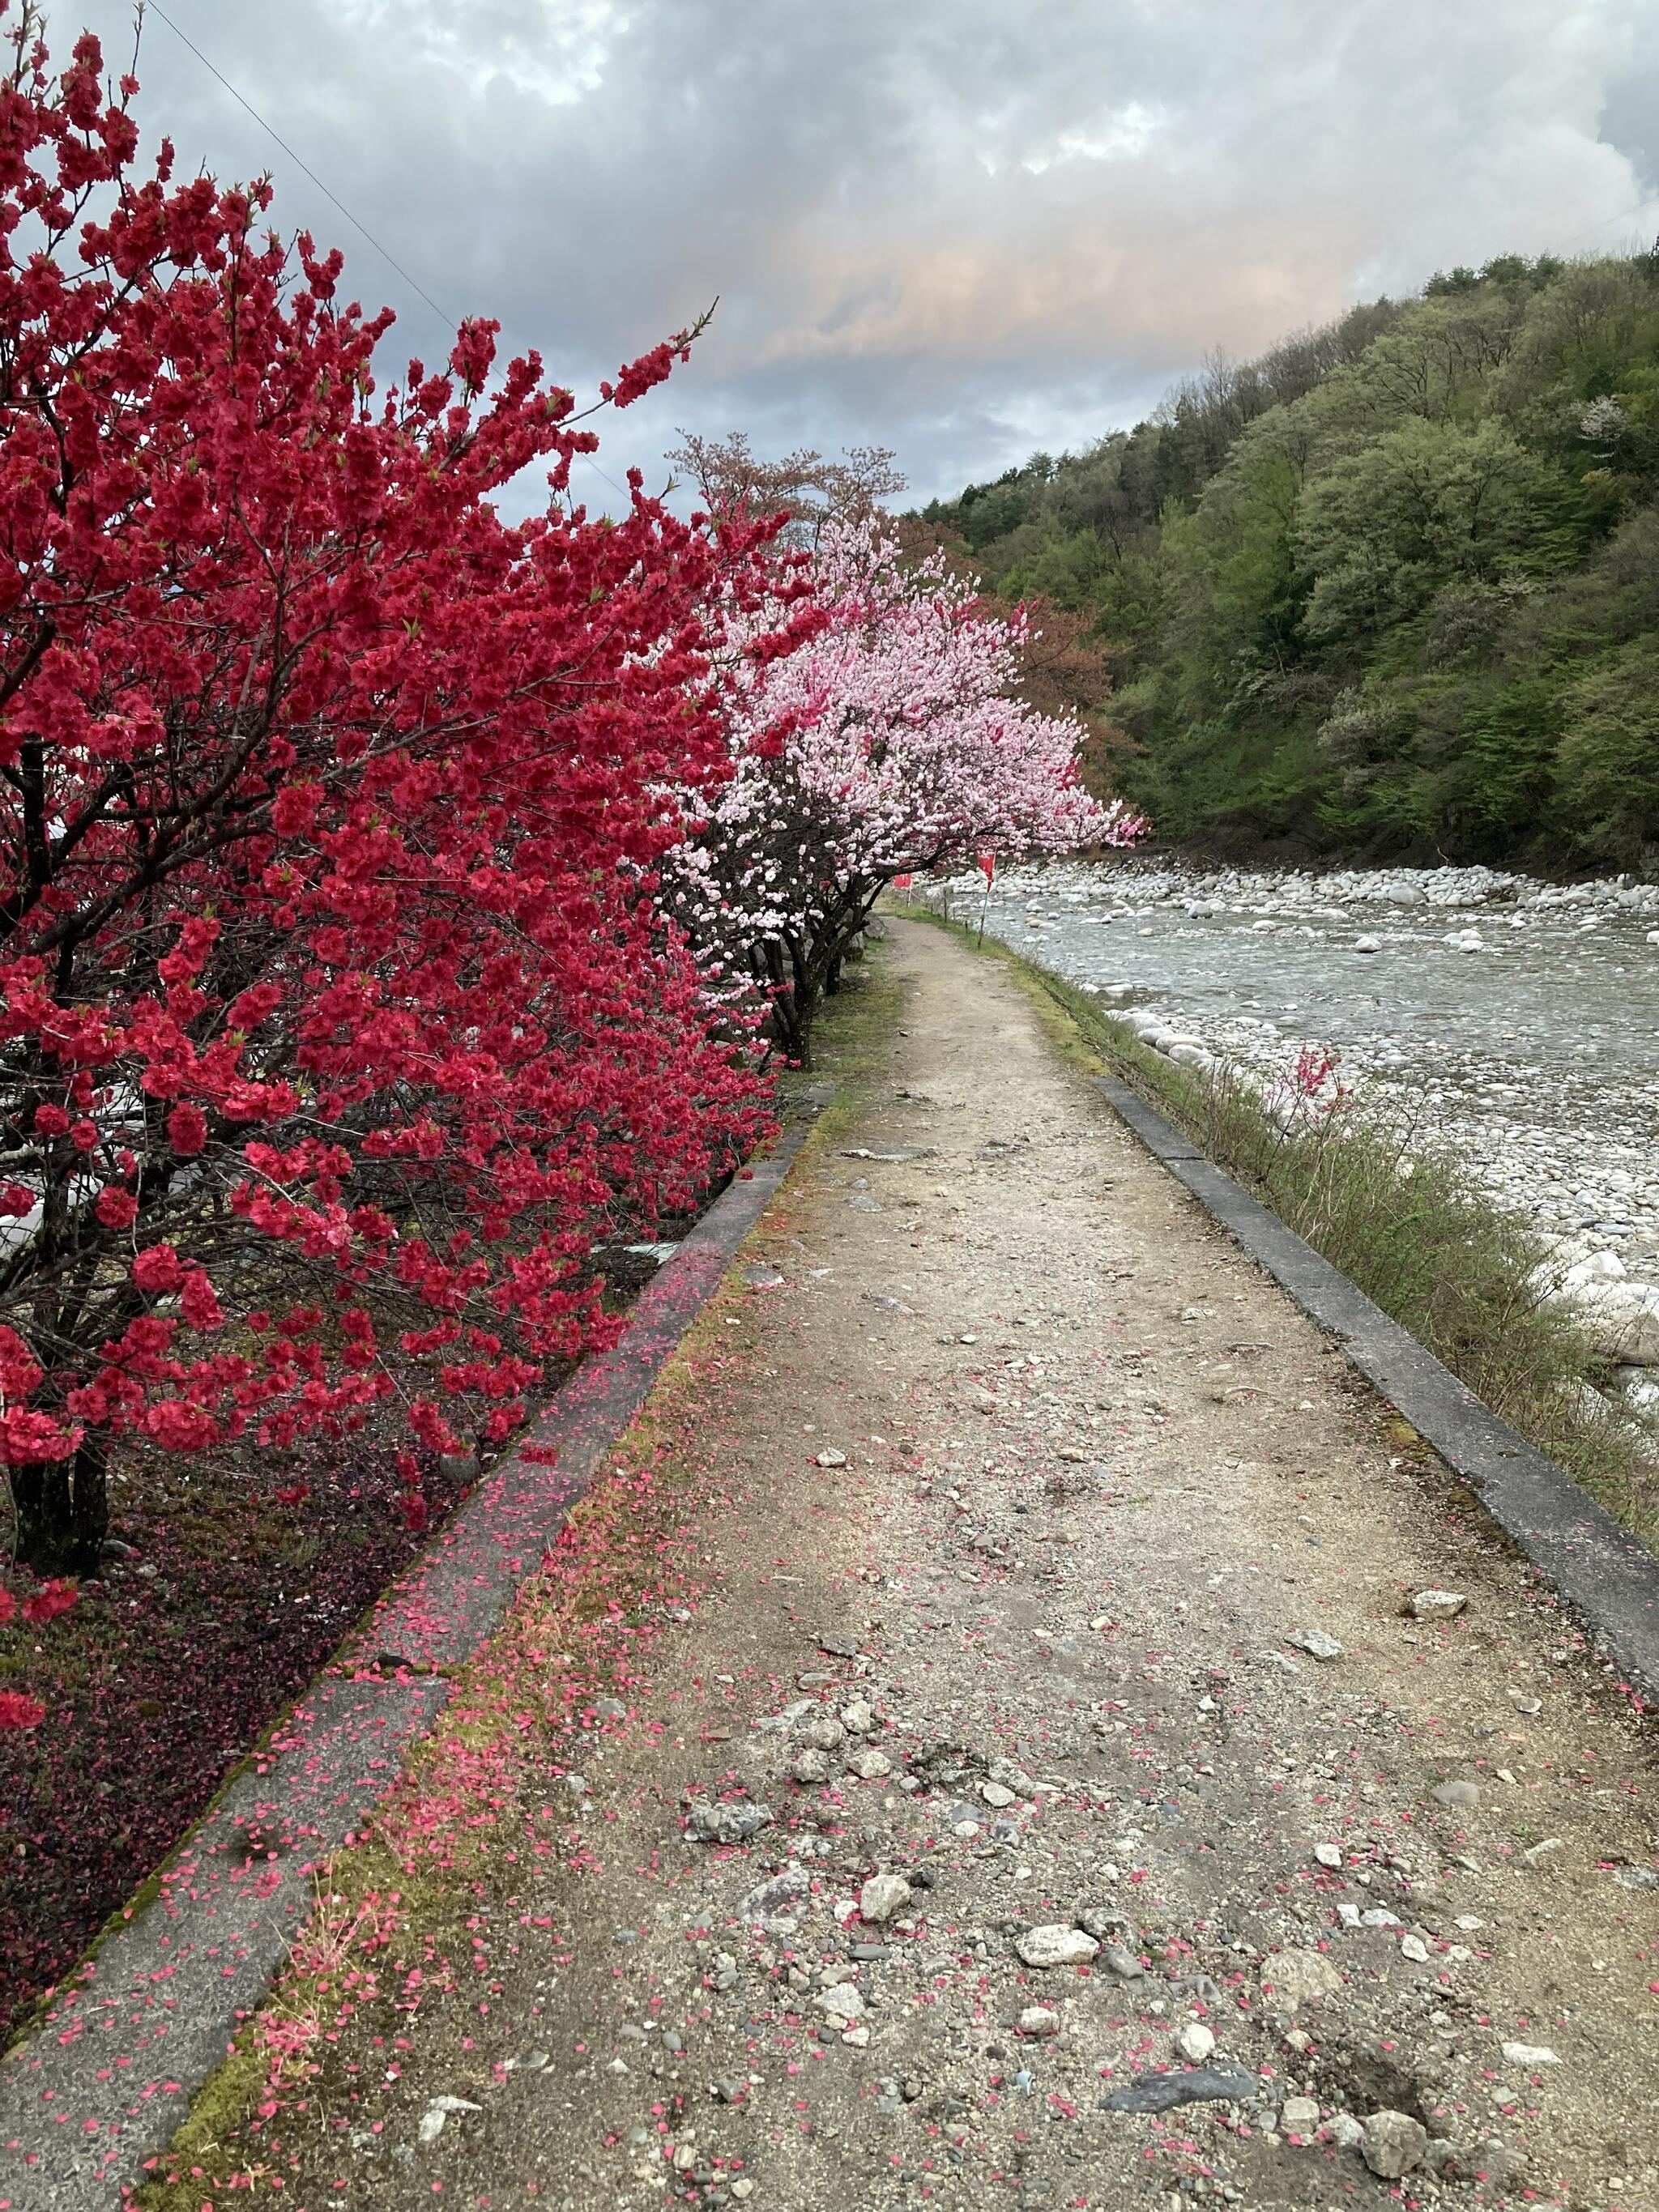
[268,918,1658,2212]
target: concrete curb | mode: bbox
[1098,1074,1659,1706]
[0,1108,822,2210]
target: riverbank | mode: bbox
[117,918,1657,2212]
[921,856,1659,1485]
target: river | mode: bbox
[922,856,1659,1294]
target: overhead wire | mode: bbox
[143,1,633,505]
[146,0,457,329]
[1546,190,1659,257]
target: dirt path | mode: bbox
[330,920,1657,2212]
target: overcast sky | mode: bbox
[57,0,1659,513]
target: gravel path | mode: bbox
[357,920,1658,2212]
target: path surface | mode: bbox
[338,922,1658,2211]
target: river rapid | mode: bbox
[923,857,1659,1302]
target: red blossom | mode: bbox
[141,1402,220,1451]
[20,1579,77,1626]
[0,1408,79,1467]
[0,1328,41,1397]
[132,1245,186,1294]
[0,19,780,1574]
[167,1102,208,1155]
[600,335,689,408]
[178,1268,224,1331]
[94,1187,139,1229]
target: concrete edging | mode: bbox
[1098,1073,1659,1706]
[0,1108,822,2210]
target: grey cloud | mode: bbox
[62,0,1659,506]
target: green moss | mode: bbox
[133,2034,268,2210]
[778,961,906,1142]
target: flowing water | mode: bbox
[924,856,1659,1288]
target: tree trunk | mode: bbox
[10,1437,107,1575]
[753,938,805,1063]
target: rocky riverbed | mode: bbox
[923,858,1659,1424]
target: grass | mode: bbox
[893,900,1659,1552]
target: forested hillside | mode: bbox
[916,253,1659,869]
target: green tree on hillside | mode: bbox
[1296,417,1560,641]
[910,249,1659,869]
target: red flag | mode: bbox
[891,872,913,892]
[975,850,996,886]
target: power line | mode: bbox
[145,0,457,331]
[575,452,629,498]
[143,3,651,513]
[1549,190,1659,257]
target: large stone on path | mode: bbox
[859,1873,911,1924]
[814,1983,864,2025]
[1103,2066,1259,2114]
[684,1800,773,1844]
[1408,1590,1468,1621]
[1260,1948,1343,2009]
[1362,2110,1428,2179]
[1015,1924,1099,1969]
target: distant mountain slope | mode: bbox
[914,252,1659,871]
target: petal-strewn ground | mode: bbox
[149,919,1659,2210]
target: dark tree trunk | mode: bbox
[10,1437,107,1575]
[753,937,805,1063]
[757,893,886,1064]
[747,887,891,1065]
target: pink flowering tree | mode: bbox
[666,523,1146,1056]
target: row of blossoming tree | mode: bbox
[0,7,1139,1626]
[666,488,1141,1055]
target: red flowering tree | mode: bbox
[0,11,777,1571]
